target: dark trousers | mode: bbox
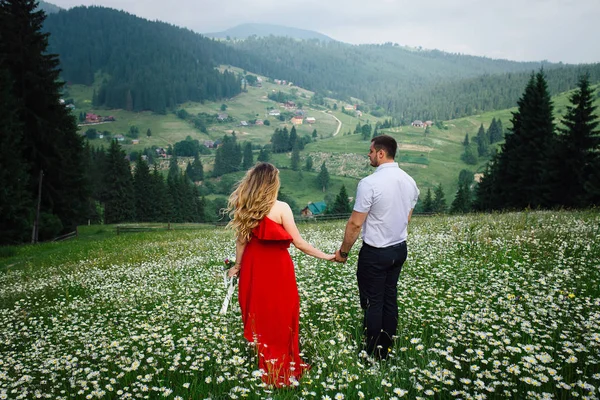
[357,241,407,359]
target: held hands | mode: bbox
[334,249,348,263]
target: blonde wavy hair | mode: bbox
[226,162,280,242]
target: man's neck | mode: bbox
[377,159,395,166]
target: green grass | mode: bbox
[65,72,600,208]
[0,210,599,398]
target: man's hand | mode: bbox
[335,249,348,263]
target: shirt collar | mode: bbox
[375,162,399,172]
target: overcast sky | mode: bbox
[49,0,599,64]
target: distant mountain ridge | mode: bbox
[43,6,600,119]
[38,0,62,14]
[205,23,335,42]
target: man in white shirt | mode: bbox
[335,135,419,359]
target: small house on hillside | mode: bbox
[301,201,327,217]
[291,116,303,125]
[305,117,316,124]
[412,120,425,128]
[217,113,228,121]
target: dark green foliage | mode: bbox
[128,125,139,139]
[168,153,181,182]
[450,181,472,214]
[478,70,557,210]
[291,144,300,171]
[102,140,135,224]
[304,155,314,172]
[44,6,241,113]
[317,162,330,192]
[242,141,254,170]
[1,0,89,241]
[213,135,242,177]
[268,91,296,103]
[463,133,470,146]
[85,128,98,139]
[173,136,210,157]
[0,68,32,244]
[133,158,153,222]
[548,75,600,207]
[461,145,478,165]
[432,184,447,214]
[361,124,372,141]
[146,128,152,137]
[149,165,171,221]
[458,169,474,187]
[422,188,434,213]
[487,118,504,144]
[328,185,351,214]
[476,123,489,157]
[271,127,290,153]
[257,147,270,162]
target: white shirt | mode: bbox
[353,162,420,248]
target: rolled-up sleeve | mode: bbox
[353,180,373,213]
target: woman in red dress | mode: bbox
[226,163,334,387]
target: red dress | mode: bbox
[237,216,309,387]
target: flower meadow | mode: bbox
[0,210,599,399]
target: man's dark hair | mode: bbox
[371,135,397,159]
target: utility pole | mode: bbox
[31,170,43,244]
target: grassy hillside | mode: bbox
[67,69,600,208]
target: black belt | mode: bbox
[363,241,406,250]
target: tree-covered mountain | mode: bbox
[37,0,61,14]
[224,37,600,121]
[44,6,243,113]
[43,6,600,120]
[205,23,334,42]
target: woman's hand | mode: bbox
[227,264,241,278]
[325,254,336,261]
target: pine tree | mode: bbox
[291,144,300,171]
[257,147,270,162]
[463,133,470,146]
[146,128,152,137]
[149,165,170,222]
[422,188,434,213]
[476,123,489,157]
[549,74,600,207]
[1,0,89,235]
[432,183,447,213]
[488,118,503,144]
[289,126,298,151]
[102,140,135,223]
[191,154,204,182]
[0,68,32,244]
[133,158,153,222]
[317,162,330,192]
[450,182,471,214]
[168,153,180,182]
[461,145,477,165]
[242,141,254,170]
[482,70,555,209]
[304,155,314,171]
[330,185,351,214]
